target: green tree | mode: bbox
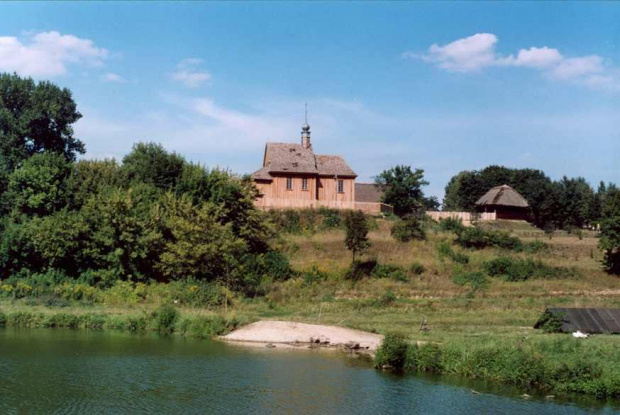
[157,194,247,281]
[4,152,71,216]
[375,165,430,217]
[0,73,84,171]
[344,210,370,262]
[599,186,620,274]
[121,142,185,190]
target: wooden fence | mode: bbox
[254,197,393,214]
[426,211,497,225]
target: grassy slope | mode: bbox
[2,219,620,398]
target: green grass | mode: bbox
[1,218,619,401]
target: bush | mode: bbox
[371,290,397,307]
[391,216,426,242]
[301,266,329,286]
[524,239,549,254]
[483,257,579,282]
[344,259,377,281]
[153,304,179,333]
[439,217,465,235]
[375,332,410,370]
[453,271,488,291]
[416,343,443,373]
[436,241,469,264]
[409,262,425,275]
[372,264,409,282]
[456,227,522,251]
[536,310,566,333]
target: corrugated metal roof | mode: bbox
[534,308,620,334]
[475,184,529,208]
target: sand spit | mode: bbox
[220,320,384,352]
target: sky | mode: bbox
[0,1,619,200]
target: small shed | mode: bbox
[534,308,620,334]
[475,184,530,221]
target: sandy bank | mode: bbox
[220,320,384,351]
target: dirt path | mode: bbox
[220,320,384,351]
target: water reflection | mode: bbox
[0,329,616,414]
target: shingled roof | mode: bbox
[535,308,620,334]
[316,155,356,177]
[251,141,356,180]
[355,183,383,203]
[476,184,529,208]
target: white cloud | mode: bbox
[102,72,124,83]
[509,46,563,69]
[551,55,603,80]
[171,58,211,88]
[0,31,108,77]
[408,33,617,90]
[419,33,498,73]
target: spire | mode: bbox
[301,102,311,149]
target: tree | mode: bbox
[599,186,620,274]
[121,142,185,190]
[344,210,370,262]
[4,152,71,216]
[0,73,84,172]
[375,165,430,217]
[157,194,247,281]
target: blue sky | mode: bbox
[1,2,619,199]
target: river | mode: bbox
[0,329,616,414]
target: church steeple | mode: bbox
[301,103,311,149]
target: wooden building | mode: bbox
[251,121,391,213]
[535,308,620,334]
[475,184,531,221]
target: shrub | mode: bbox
[344,259,377,281]
[436,241,469,264]
[372,264,409,282]
[453,271,488,291]
[417,343,443,373]
[372,290,397,307]
[456,227,522,251]
[319,208,342,229]
[524,239,549,254]
[301,266,329,286]
[391,215,426,242]
[153,304,179,333]
[536,310,565,333]
[483,257,579,282]
[374,332,410,370]
[439,217,465,235]
[0,310,6,326]
[409,262,426,275]
[404,344,419,372]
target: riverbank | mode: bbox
[1,220,620,402]
[220,320,383,351]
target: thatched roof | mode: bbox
[251,142,356,180]
[355,183,383,203]
[475,184,529,208]
[534,308,620,334]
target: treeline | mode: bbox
[443,165,618,230]
[0,73,292,292]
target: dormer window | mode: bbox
[337,179,344,193]
[286,177,293,190]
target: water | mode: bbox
[0,329,617,414]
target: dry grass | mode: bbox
[265,219,620,343]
